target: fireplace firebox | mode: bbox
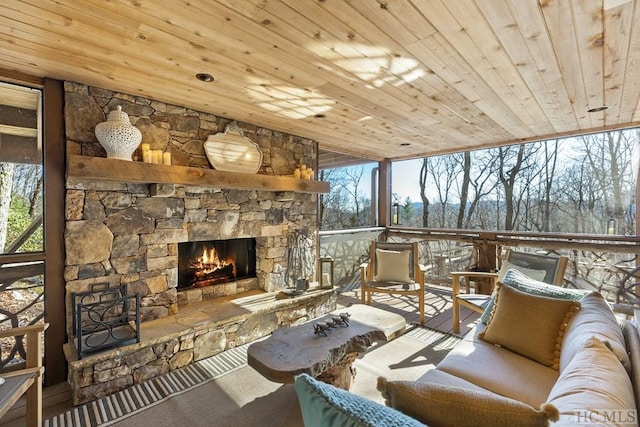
[178,238,256,289]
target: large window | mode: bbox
[391,129,639,235]
[0,83,43,254]
[319,162,377,230]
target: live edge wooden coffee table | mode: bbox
[247,304,406,389]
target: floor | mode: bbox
[0,284,480,426]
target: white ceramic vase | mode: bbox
[94,105,142,161]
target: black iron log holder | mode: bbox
[71,283,141,359]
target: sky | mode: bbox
[352,160,425,203]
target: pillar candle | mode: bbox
[293,168,301,179]
[141,144,152,163]
[163,151,171,165]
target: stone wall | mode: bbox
[63,82,320,333]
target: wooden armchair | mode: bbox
[0,323,49,427]
[360,241,427,325]
[452,250,568,334]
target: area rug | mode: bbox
[45,325,461,427]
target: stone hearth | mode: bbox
[64,289,336,404]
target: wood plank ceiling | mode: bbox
[1,0,639,163]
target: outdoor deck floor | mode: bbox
[337,284,481,336]
[0,285,478,426]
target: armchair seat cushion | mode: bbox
[437,325,560,407]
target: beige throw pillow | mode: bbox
[374,249,411,283]
[479,283,580,370]
[377,376,559,426]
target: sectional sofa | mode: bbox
[295,269,640,426]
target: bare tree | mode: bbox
[319,165,371,230]
[0,163,16,251]
[497,144,541,230]
[581,131,634,234]
[426,155,460,227]
[419,159,430,227]
[456,152,470,229]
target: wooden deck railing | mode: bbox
[320,226,640,314]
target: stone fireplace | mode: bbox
[63,82,323,327]
[62,82,336,404]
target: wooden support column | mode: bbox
[378,159,391,229]
[43,78,67,385]
[473,233,498,294]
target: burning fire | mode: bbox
[192,247,233,278]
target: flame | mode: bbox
[192,246,233,277]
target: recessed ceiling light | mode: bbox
[314,113,327,119]
[587,105,610,113]
[196,73,215,82]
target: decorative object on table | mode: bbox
[313,312,351,336]
[320,256,335,289]
[282,229,314,297]
[204,121,263,173]
[94,105,142,161]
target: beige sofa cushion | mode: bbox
[480,283,580,369]
[559,292,630,373]
[377,376,558,427]
[437,326,559,407]
[415,368,491,391]
[547,336,636,426]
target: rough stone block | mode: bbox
[133,359,170,383]
[94,365,131,383]
[185,289,203,303]
[146,244,169,258]
[94,358,121,372]
[66,190,85,220]
[146,256,178,271]
[66,221,113,265]
[141,229,188,245]
[74,375,133,406]
[236,312,279,346]
[105,207,155,235]
[261,225,283,237]
[149,183,176,197]
[193,329,226,361]
[112,234,140,258]
[125,347,157,369]
[145,275,168,294]
[111,254,146,275]
[137,198,184,218]
[169,350,193,370]
[100,193,132,209]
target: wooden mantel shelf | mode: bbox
[67,155,330,194]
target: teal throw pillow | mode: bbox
[294,373,425,427]
[480,269,588,324]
